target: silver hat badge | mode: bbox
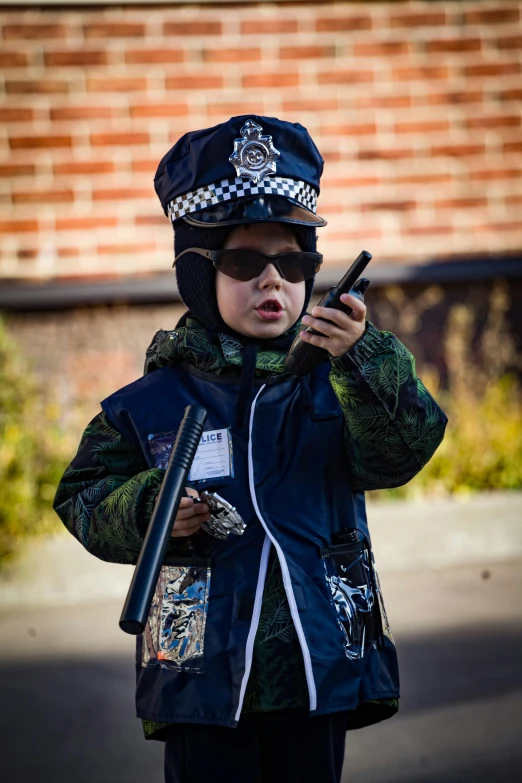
[229,120,280,184]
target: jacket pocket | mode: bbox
[141,557,211,672]
[321,531,392,660]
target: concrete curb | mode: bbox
[369,490,522,573]
[0,491,520,610]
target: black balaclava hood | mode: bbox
[174,219,317,335]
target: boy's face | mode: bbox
[215,222,306,339]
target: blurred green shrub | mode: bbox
[0,318,68,566]
[374,281,522,500]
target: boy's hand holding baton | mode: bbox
[119,404,208,636]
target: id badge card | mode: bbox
[149,427,234,484]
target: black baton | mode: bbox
[119,404,208,635]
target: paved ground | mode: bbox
[0,559,521,782]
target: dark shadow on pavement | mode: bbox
[1,624,521,782]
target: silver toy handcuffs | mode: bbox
[195,491,246,540]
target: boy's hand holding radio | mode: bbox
[300,293,367,358]
[285,251,371,373]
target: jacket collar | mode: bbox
[143,314,301,377]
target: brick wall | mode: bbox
[1,1,521,282]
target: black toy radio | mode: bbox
[285,250,372,376]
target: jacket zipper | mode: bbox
[234,384,318,721]
[234,533,271,722]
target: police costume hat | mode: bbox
[154,115,327,228]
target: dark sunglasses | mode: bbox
[173,247,322,283]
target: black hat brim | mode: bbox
[180,195,326,228]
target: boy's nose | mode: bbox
[258,263,283,289]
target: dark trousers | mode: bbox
[164,708,347,783]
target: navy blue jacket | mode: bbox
[102,360,399,727]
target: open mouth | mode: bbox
[258,299,282,312]
[256,299,284,320]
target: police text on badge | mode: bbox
[188,428,233,482]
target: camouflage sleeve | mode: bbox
[329,322,448,491]
[53,411,164,564]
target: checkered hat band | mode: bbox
[167,177,318,222]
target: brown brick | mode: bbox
[427,91,483,105]
[44,50,107,67]
[125,49,185,64]
[357,147,413,160]
[0,219,38,234]
[17,248,38,260]
[164,21,222,36]
[87,77,147,92]
[464,8,519,25]
[498,88,522,101]
[90,132,149,147]
[241,19,298,35]
[0,52,29,67]
[84,23,145,39]
[503,141,522,153]
[131,159,159,173]
[390,12,446,28]
[506,195,522,204]
[57,247,80,258]
[469,169,519,181]
[356,94,411,108]
[55,216,118,231]
[466,115,521,129]
[0,108,34,122]
[97,243,156,255]
[354,41,410,57]
[280,46,335,60]
[9,135,72,150]
[395,173,453,185]
[316,16,372,32]
[0,163,35,177]
[434,197,488,209]
[465,62,520,77]
[322,123,377,136]
[54,161,114,175]
[203,48,262,63]
[130,103,188,118]
[362,201,416,212]
[496,35,522,50]
[395,120,450,133]
[135,214,167,226]
[242,72,299,89]
[474,221,521,233]
[404,225,453,236]
[12,189,74,204]
[317,70,373,85]
[2,24,67,40]
[166,75,224,90]
[431,143,486,157]
[92,188,151,201]
[283,98,339,112]
[393,65,449,81]
[51,106,113,121]
[6,79,69,95]
[425,38,482,53]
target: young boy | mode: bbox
[54,116,447,783]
